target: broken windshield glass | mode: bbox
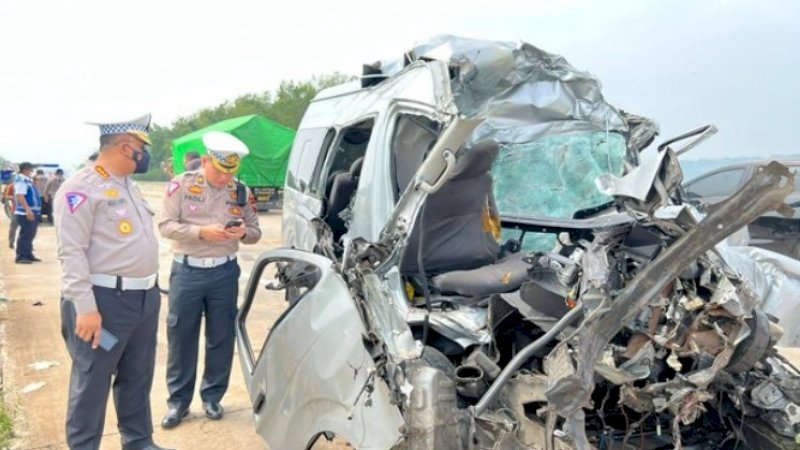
[493,130,627,250]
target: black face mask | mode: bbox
[127,144,151,174]
[134,149,151,174]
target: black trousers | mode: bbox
[15,214,39,260]
[41,196,53,223]
[61,286,161,450]
[166,259,240,410]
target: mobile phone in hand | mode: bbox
[99,328,118,351]
[225,220,243,229]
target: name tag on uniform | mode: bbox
[183,194,204,203]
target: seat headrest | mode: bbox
[449,140,500,181]
[349,157,365,176]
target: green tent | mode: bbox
[171,114,296,188]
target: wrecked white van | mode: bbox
[236,36,800,449]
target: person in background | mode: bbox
[161,157,175,178]
[183,151,201,171]
[14,162,42,263]
[158,132,261,429]
[43,168,65,224]
[54,114,173,450]
[33,169,48,224]
[4,178,19,249]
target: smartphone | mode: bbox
[99,328,118,351]
[225,219,243,229]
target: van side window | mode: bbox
[391,114,442,200]
[286,128,335,193]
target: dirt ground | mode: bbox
[0,182,346,450]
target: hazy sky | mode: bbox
[1,0,797,169]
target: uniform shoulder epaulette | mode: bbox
[174,171,193,185]
[81,167,102,184]
[85,166,117,190]
[187,171,208,186]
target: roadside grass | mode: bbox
[0,392,12,449]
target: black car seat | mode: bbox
[325,157,365,239]
[400,140,534,299]
[401,140,502,275]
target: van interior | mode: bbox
[322,119,374,241]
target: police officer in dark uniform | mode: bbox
[54,114,174,450]
[158,131,261,428]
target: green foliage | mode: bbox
[0,394,12,448]
[135,72,354,181]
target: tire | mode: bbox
[420,346,456,380]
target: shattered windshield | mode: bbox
[492,130,627,249]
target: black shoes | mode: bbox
[122,443,175,450]
[161,403,223,428]
[14,256,40,264]
[203,402,224,420]
[160,408,189,429]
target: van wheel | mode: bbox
[421,346,456,380]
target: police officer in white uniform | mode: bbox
[158,131,261,428]
[54,114,173,450]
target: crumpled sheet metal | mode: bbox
[406,306,491,349]
[716,244,800,347]
[362,271,421,360]
[596,146,670,202]
[378,35,628,146]
[546,162,795,439]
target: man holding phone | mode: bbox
[158,131,261,429]
[54,114,172,450]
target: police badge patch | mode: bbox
[167,181,180,196]
[65,192,88,213]
[118,219,133,236]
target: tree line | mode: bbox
[137,72,354,181]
